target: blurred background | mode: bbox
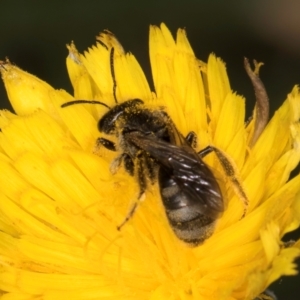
[0,0,299,298]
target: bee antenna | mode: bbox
[110,47,118,104]
[61,100,111,109]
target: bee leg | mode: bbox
[96,137,116,151]
[96,137,134,175]
[144,154,156,184]
[136,152,147,198]
[123,153,134,176]
[110,153,133,175]
[117,153,147,231]
[185,131,197,148]
[199,146,249,217]
[197,146,213,158]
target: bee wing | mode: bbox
[126,131,224,214]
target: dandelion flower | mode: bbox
[0,23,300,300]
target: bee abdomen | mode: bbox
[166,207,216,245]
[161,182,216,245]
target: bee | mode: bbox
[62,97,225,245]
[62,47,249,246]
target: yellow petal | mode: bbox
[0,60,72,118]
[149,24,208,141]
[207,54,231,132]
[66,42,100,100]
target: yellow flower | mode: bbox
[0,23,300,300]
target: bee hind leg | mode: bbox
[198,145,249,217]
[197,145,214,158]
[185,131,197,148]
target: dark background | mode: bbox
[0,1,299,298]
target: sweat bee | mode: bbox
[62,96,227,245]
[62,47,251,246]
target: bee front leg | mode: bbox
[96,137,116,151]
[96,137,135,176]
